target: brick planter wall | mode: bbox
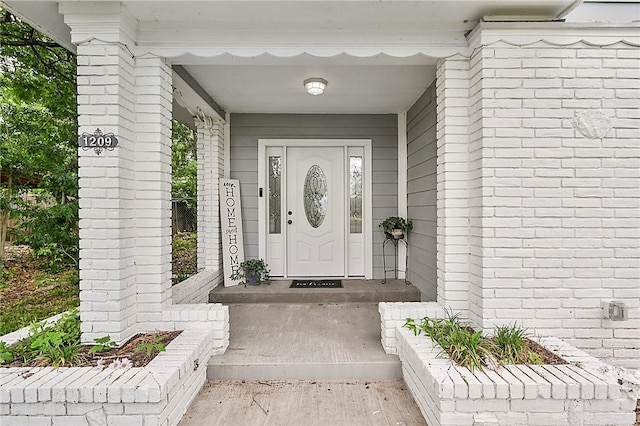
[0,304,229,426]
[380,302,640,426]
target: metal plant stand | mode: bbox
[382,234,409,284]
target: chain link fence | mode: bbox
[172,198,197,285]
[171,199,197,235]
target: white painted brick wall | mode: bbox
[196,117,225,273]
[435,56,472,316]
[460,28,640,368]
[379,302,446,354]
[172,270,223,304]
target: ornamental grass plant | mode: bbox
[404,312,543,371]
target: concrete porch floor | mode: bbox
[208,278,421,304]
[180,299,426,424]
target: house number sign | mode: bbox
[78,128,118,155]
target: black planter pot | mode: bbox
[245,271,261,286]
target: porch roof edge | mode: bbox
[173,65,226,121]
[467,20,640,49]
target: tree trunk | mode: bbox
[0,175,11,263]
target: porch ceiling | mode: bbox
[6,0,579,114]
[181,54,437,114]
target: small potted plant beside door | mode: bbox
[379,216,413,240]
[230,258,271,286]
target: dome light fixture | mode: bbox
[304,78,328,95]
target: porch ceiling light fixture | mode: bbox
[304,78,328,95]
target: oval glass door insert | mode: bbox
[303,165,328,228]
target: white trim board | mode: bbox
[397,112,408,280]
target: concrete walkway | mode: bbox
[179,380,426,426]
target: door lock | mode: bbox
[287,220,293,225]
[288,211,293,215]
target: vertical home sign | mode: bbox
[220,179,245,287]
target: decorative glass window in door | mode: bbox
[303,165,328,228]
[349,156,363,233]
[268,156,282,234]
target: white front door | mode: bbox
[286,147,345,276]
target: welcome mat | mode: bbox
[290,280,342,288]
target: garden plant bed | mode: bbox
[524,338,566,366]
[380,302,640,426]
[3,331,182,368]
[1,304,229,425]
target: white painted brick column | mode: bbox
[133,56,173,323]
[196,117,225,272]
[71,18,139,344]
[65,5,173,343]
[435,56,471,319]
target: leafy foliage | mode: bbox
[0,341,13,363]
[3,309,83,367]
[171,120,197,209]
[1,9,78,265]
[135,336,166,357]
[89,335,117,355]
[379,216,413,234]
[230,258,270,285]
[404,314,539,371]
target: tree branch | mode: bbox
[0,37,62,48]
[29,44,75,84]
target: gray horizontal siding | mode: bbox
[406,83,437,300]
[230,114,398,278]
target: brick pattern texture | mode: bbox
[72,14,174,344]
[196,118,225,272]
[463,38,639,368]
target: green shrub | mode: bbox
[2,308,83,367]
[404,314,537,371]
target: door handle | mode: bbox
[287,220,293,225]
[288,211,293,215]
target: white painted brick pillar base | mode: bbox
[196,117,225,272]
[435,56,471,318]
[65,5,173,344]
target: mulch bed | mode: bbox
[4,331,182,368]
[525,338,567,365]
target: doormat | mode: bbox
[290,280,342,288]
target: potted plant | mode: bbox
[230,258,270,286]
[379,216,413,239]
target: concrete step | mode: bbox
[208,279,420,304]
[208,360,402,381]
[208,303,402,381]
